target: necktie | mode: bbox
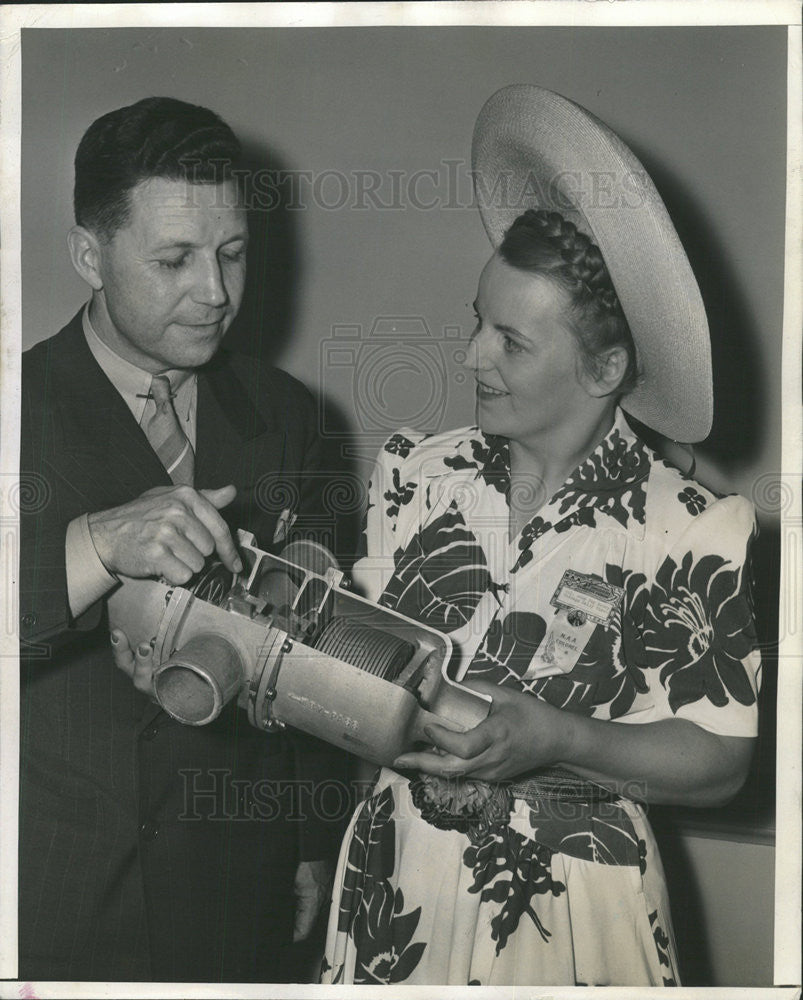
[146,374,195,486]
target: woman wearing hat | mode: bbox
[321,86,760,986]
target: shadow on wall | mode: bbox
[226,140,362,568]
[629,143,767,472]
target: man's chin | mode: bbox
[166,329,227,368]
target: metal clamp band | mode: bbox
[249,631,291,732]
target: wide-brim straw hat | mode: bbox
[472,84,712,443]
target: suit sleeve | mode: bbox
[19,360,103,656]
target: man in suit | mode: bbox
[19,96,343,982]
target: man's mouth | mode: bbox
[476,379,509,398]
[178,319,224,332]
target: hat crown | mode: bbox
[472,84,712,443]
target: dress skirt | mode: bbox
[321,767,680,987]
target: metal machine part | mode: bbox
[107,531,491,765]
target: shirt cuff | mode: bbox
[66,514,118,618]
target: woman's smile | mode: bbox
[476,378,509,400]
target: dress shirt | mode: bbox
[65,305,198,618]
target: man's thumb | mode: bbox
[199,484,237,509]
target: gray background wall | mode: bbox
[20,25,787,986]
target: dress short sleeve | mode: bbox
[351,429,429,603]
[636,493,761,737]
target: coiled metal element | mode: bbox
[314,616,414,681]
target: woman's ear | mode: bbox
[67,226,104,291]
[584,345,629,398]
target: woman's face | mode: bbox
[465,253,598,447]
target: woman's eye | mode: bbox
[503,335,523,353]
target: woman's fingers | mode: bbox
[392,748,481,777]
[425,721,495,758]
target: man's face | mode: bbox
[90,176,248,372]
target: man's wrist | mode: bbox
[66,514,118,618]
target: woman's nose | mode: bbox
[464,326,493,371]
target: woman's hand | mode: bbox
[393,680,571,781]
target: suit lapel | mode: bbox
[195,353,287,546]
[49,315,170,505]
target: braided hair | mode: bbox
[499,209,640,395]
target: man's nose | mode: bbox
[193,255,228,307]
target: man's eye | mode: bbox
[159,256,188,270]
[221,247,246,263]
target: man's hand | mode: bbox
[293,859,333,943]
[87,483,242,585]
[110,628,157,702]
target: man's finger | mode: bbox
[154,549,202,586]
[199,484,237,509]
[163,533,208,577]
[193,486,243,573]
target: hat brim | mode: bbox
[472,85,712,443]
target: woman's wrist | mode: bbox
[532,697,582,771]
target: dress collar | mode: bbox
[461,409,652,560]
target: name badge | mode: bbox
[522,570,624,679]
[549,569,624,626]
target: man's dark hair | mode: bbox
[74,96,243,241]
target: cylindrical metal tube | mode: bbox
[154,633,244,726]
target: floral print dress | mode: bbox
[321,409,761,986]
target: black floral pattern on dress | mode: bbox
[513,507,598,572]
[648,910,677,986]
[336,786,426,984]
[463,825,566,952]
[384,467,417,520]
[641,532,758,713]
[381,503,491,632]
[677,485,707,515]
[553,427,650,529]
[467,610,548,684]
[443,435,510,495]
[384,432,418,459]
[526,799,646,869]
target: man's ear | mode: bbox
[584,345,629,398]
[67,226,105,291]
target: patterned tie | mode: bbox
[146,374,195,486]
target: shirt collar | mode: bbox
[82,304,195,423]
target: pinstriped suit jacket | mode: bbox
[19,312,345,982]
